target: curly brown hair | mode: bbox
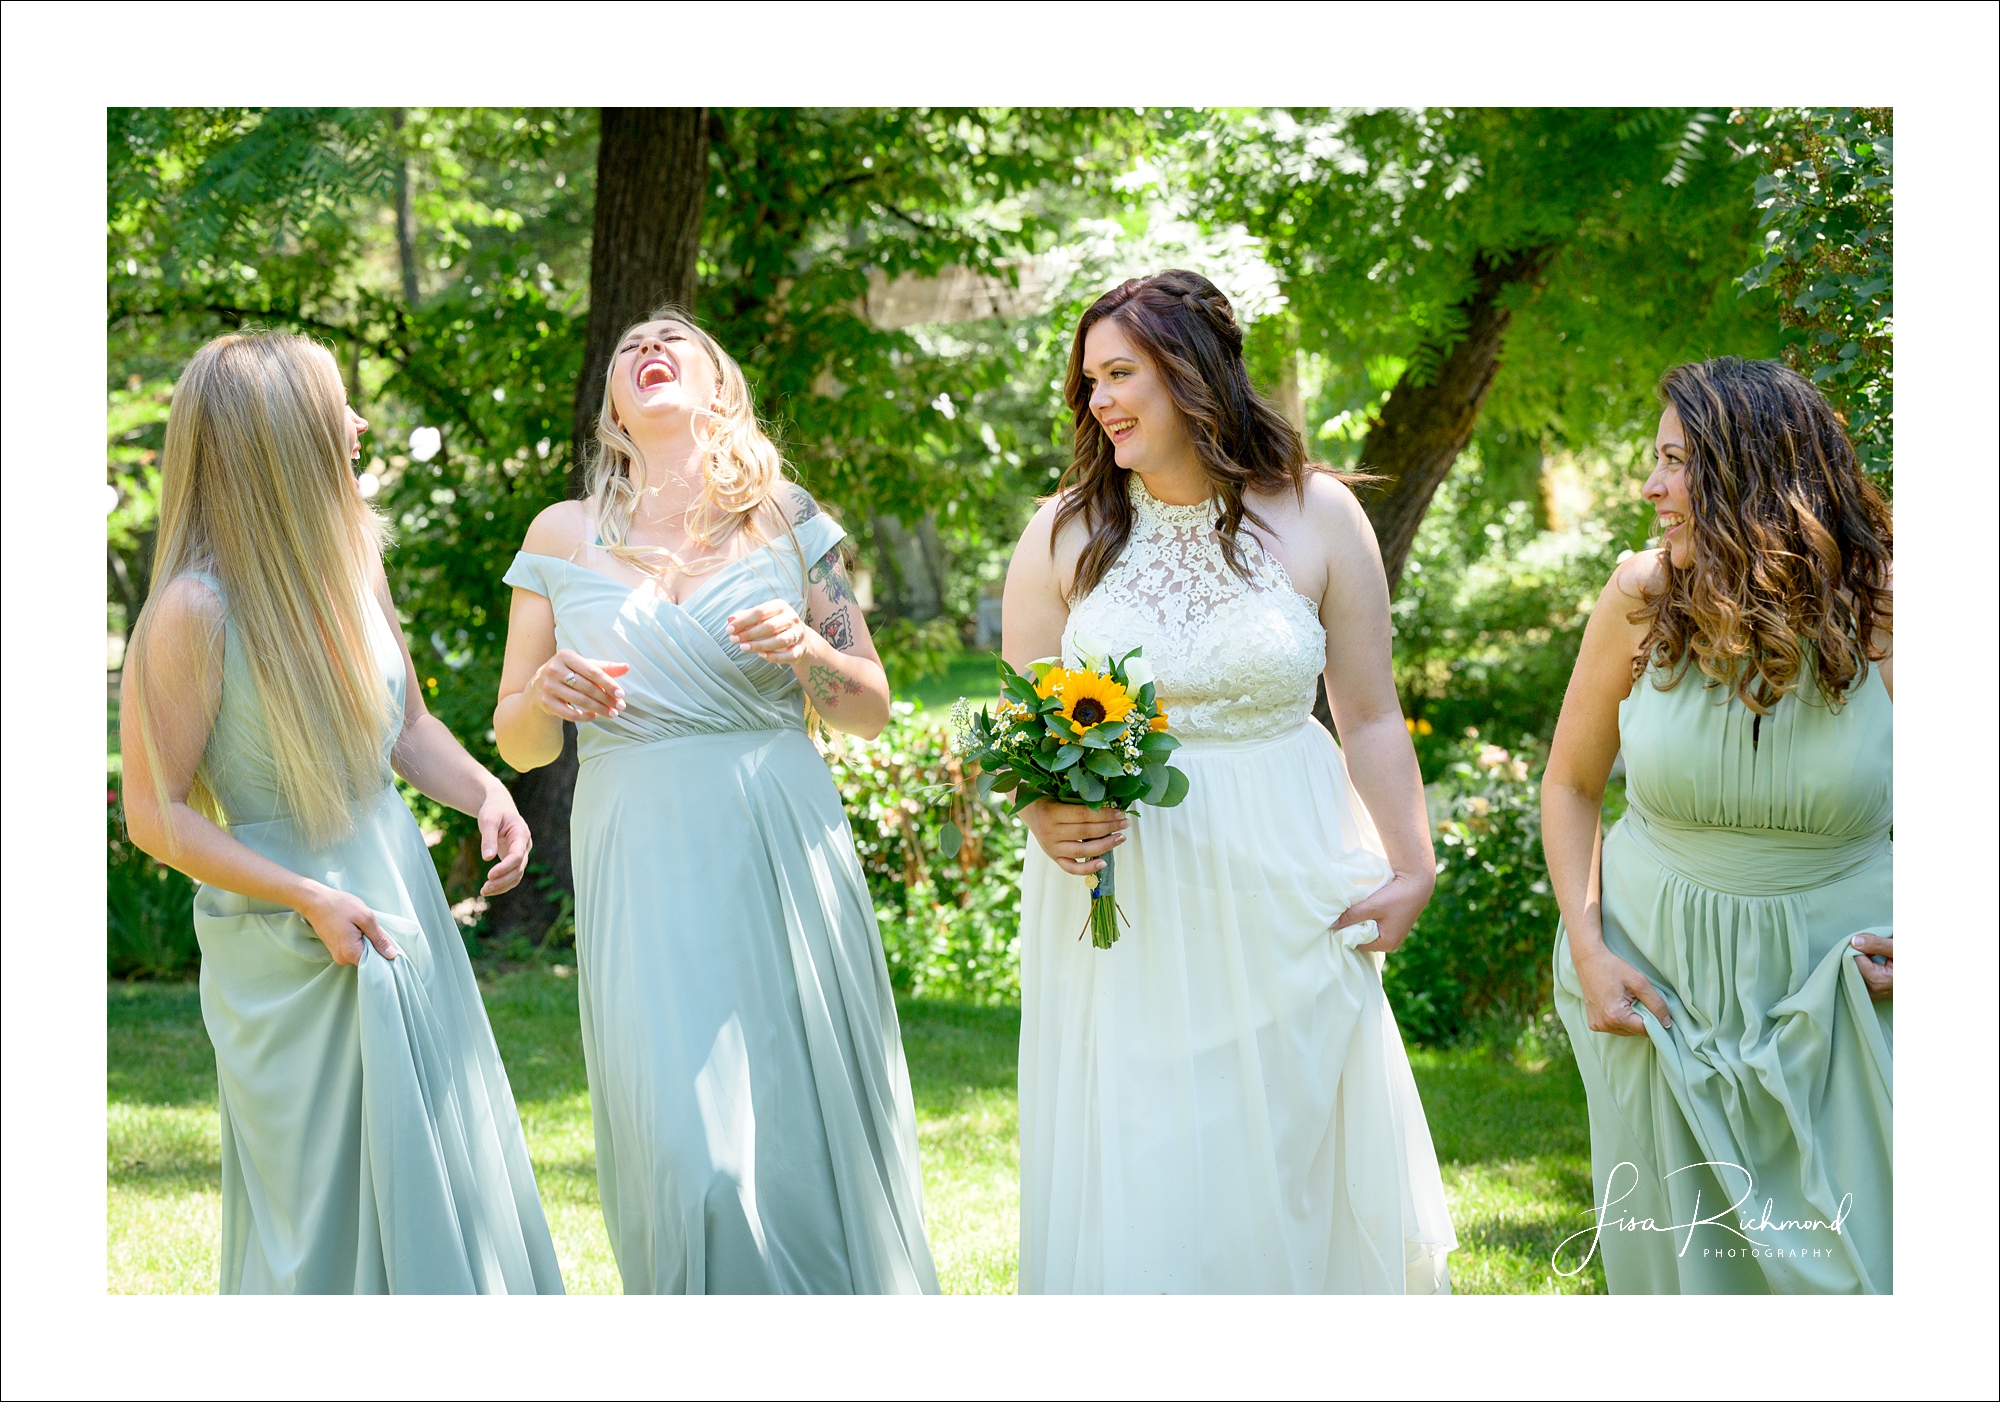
[1637,356,1892,713]
[1053,270,1350,602]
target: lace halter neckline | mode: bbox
[1128,472,1218,530]
[1062,471,1326,744]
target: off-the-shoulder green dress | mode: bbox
[503,512,937,1295]
[1554,663,1891,1293]
[188,574,564,1294]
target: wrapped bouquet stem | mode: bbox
[944,638,1188,949]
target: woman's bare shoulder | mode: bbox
[1607,548,1664,604]
[521,498,593,560]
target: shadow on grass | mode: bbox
[896,999,1019,1120]
[109,982,213,1108]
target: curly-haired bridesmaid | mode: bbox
[1544,356,1893,1293]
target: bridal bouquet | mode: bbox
[946,638,1187,948]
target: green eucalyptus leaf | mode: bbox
[1084,749,1124,777]
[1154,766,1190,808]
[938,822,963,858]
[1053,745,1084,771]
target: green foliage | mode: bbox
[821,708,1026,1004]
[1736,108,1893,484]
[1385,737,1559,1049]
[1393,449,1653,772]
[107,781,200,980]
[1180,107,1782,464]
[871,617,966,694]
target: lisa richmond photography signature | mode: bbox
[1552,1160,1857,1277]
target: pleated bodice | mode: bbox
[1617,664,1891,896]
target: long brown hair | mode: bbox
[1053,270,1334,602]
[1637,356,1892,713]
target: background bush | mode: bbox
[107,779,198,980]
[822,706,1025,1004]
[104,710,1617,1052]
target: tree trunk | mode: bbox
[486,107,709,944]
[568,106,710,489]
[1357,244,1556,594]
[1313,244,1556,735]
[868,512,948,622]
[390,109,420,307]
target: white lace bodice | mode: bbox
[1064,474,1326,744]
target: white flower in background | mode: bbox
[1121,656,1154,698]
[356,472,381,500]
[408,426,442,462]
[105,483,120,514]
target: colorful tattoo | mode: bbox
[817,604,856,652]
[808,547,856,607]
[806,662,862,709]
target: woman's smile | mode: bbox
[1102,415,1137,445]
[635,353,680,392]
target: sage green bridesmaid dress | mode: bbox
[187,573,564,1294]
[1554,662,1891,1293]
[503,511,938,1295]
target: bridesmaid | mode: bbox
[120,332,564,1294]
[494,308,938,1294]
[1543,356,1893,1293]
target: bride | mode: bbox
[1003,270,1457,1293]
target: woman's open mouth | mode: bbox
[1104,416,1137,444]
[1657,510,1687,540]
[636,355,679,391]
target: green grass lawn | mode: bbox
[894,652,1003,715]
[108,973,1601,1294]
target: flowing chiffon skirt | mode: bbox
[195,784,564,1294]
[1018,719,1458,1294]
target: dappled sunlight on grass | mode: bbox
[108,976,1598,1295]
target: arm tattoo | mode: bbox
[818,604,855,652]
[791,492,822,525]
[807,547,856,606]
[806,662,862,710]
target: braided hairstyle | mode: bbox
[1053,269,1330,602]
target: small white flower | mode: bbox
[408,426,442,462]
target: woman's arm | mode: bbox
[365,548,531,897]
[1308,480,1434,954]
[494,502,630,772]
[727,502,891,738]
[1542,552,1672,1033]
[118,579,399,965]
[999,497,1127,874]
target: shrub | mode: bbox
[1384,734,1560,1050]
[107,780,200,980]
[821,705,1025,1004]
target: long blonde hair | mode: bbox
[126,332,394,849]
[584,306,798,579]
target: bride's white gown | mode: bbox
[1018,473,1458,1294]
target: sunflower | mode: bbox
[1055,670,1136,736]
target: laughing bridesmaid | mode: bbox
[494,308,937,1294]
